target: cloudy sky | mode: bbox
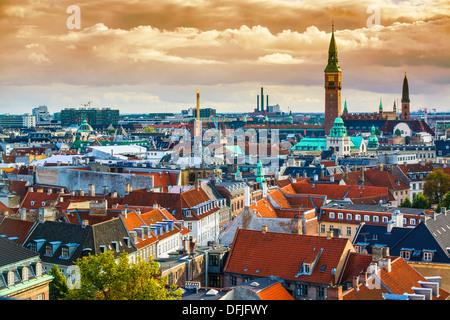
[0,0,449,115]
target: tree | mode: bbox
[49,265,69,300]
[394,129,402,137]
[64,251,181,300]
[400,196,412,208]
[423,169,450,204]
[441,191,450,209]
[412,193,431,209]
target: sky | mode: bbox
[0,0,449,115]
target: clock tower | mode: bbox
[324,23,342,136]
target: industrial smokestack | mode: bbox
[261,87,264,112]
[257,95,260,112]
[266,95,269,112]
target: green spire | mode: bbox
[379,98,383,112]
[344,98,348,112]
[324,22,341,72]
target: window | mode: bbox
[304,264,311,274]
[346,227,352,236]
[61,247,69,258]
[364,215,370,222]
[355,214,361,221]
[329,212,335,219]
[230,276,237,286]
[423,251,434,262]
[338,212,343,220]
[401,250,411,261]
[7,271,15,286]
[317,287,325,300]
[22,267,29,281]
[373,216,379,223]
[209,254,219,267]
[382,216,389,224]
[297,284,308,297]
[320,224,326,233]
[31,201,36,206]
[410,218,416,226]
[36,263,42,277]
[45,244,53,256]
[346,213,352,221]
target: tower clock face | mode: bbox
[328,75,335,81]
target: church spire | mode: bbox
[324,22,341,72]
[402,72,410,103]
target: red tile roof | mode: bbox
[0,216,35,245]
[255,281,295,300]
[20,191,60,211]
[342,256,450,300]
[224,229,353,285]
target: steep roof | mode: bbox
[0,217,36,245]
[224,228,353,285]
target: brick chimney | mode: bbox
[262,225,268,234]
[88,184,95,197]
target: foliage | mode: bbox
[394,129,402,137]
[441,191,450,209]
[49,265,69,300]
[411,193,430,209]
[143,126,156,133]
[64,251,182,300]
[399,196,411,208]
[423,169,450,204]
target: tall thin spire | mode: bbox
[325,22,340,72]
[402,72,410,103]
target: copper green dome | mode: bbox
[77,119,94,132]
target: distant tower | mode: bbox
[343,98,348,116]
[401,72,410,120]
[193,89,202,137]
[379,98,383,115]
[324,22,342,136]
[196,88,201,121]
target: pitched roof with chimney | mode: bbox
[390,212,450,263]
[19,192,60,211]
[342,256,449,300]
[396,162,435,181]
[224,228,354,285]
[122,188,220,222]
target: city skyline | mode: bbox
[0,0,449,115]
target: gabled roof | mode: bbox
[20,192,60,211]
[390,213,450,263]
[224,228,353,285]
[234,278,295,300]
[342,256,450,300]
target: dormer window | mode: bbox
[7,270,15,286]
[42,201,46,206]
[36,262,42,277]
[45,244,53,256]
[329,212,335,219]
[401,249,411,261]
[22,267,29,281]
[338,212,343,220]
[423,250,434,262]
[31,201,36,206]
